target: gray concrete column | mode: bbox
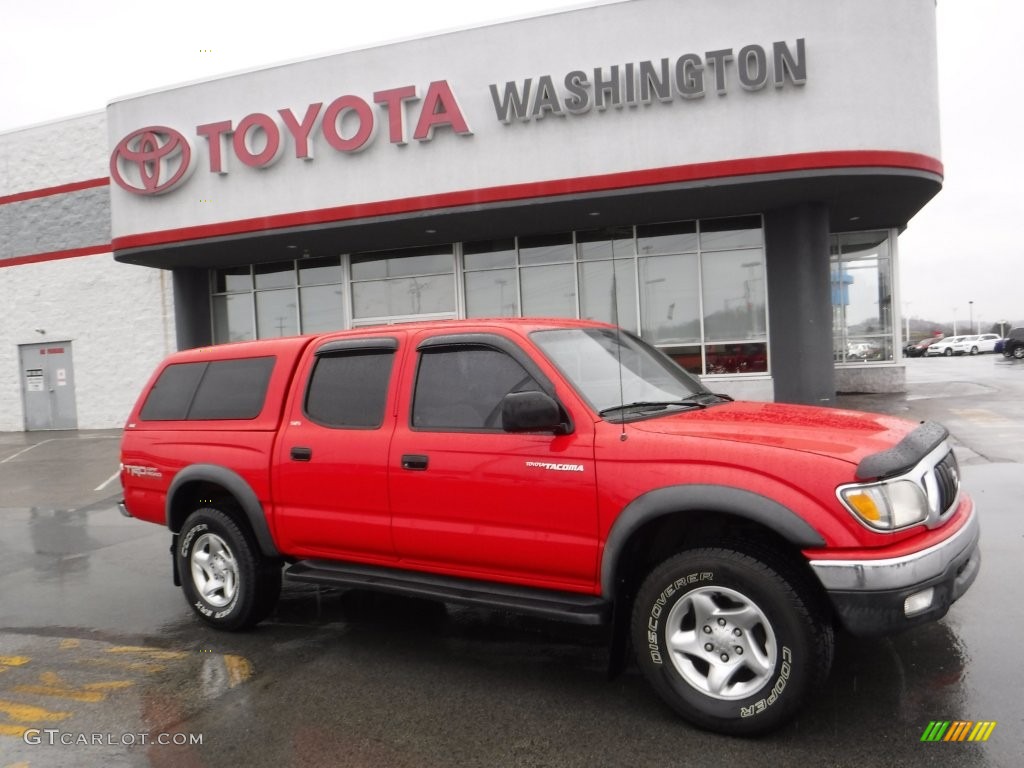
[764,203,835,405]
[172,268,212,350]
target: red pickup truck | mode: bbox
[119,318,979,735]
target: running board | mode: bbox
[284,560,611,626]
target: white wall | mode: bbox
[0,253,175,430]
[1,112,107,194]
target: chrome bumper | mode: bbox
[809,505,979,592]
[808,504,980,636]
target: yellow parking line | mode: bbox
[76,658,166,674]
[0,657,30,667]
[223,654,254,688]
[83,681,133,691]
[0,698,71,722]
[106,646,188,660]
[12,670,134,703]
[12,685,105,703]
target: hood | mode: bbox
[627,401,917,467]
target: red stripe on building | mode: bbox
[112,150,943,251]
[0,177,109,206]
[0,244,111,268]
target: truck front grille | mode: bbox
[932,450,961,517]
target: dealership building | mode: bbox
[0,0,942,431]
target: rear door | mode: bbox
[388,331,600,591]
[272,335,403,561]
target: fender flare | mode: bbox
[167,464,280,559]
[600,484,825,597]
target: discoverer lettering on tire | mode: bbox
[631,547,833,736]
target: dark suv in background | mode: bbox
[904,336,942,357]
[1002,328,1024,359]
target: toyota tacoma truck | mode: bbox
[119,319,980,735]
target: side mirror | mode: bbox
[501,391,564,433]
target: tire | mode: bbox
[631,548,833,736]
[177,508,281,631]
[943,348,953,357]
[970,347,979,356]
[1014,345,1024,360]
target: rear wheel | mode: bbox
[944,348,953,357]
[177,508,280,630]
[631,548,833,736]
[1014,345,1024,360]
[970,346,979,355]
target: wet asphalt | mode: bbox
[1,355,1022,767]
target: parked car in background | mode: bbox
[925,336,967,357]
[904,336,943,357]
[950,331,999,354]
[846,340,882,360]
[1002,328,1024,359]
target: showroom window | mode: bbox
[211,258,346,343]
[210,216,769,377]
[831,231,895,364]
[351,245,455,323]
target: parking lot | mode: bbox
[1,355,1022,767]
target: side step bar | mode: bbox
[284,560,611,626]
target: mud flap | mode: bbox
[170,534,181,587]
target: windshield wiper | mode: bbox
[598,399,707,417]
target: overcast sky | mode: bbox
[2,0,1020,330]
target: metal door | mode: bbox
[19,342,78,430]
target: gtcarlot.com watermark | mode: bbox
[23,728,203,747]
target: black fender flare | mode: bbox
[600,484,825,597]
[166,464,280,559]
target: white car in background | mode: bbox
[955,333,1001,355]
[926,336,967,356]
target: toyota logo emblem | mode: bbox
[110,126,193,195]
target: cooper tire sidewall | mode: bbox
[178,513,244,624]
[635,556,810,730]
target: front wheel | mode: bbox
[631,548,833,736]
[944,348,953,357]
[1014,345,1024,360]
[177,508,281,631]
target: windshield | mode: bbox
[531,328,707,416]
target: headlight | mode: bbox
[838,479,929,531]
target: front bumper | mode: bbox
[809,505,981,636]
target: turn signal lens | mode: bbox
[844,489,883,522]
[839,480,928,531]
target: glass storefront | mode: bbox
[831,230,895,364]
[209,216,769,377]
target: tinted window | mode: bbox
[413,347,541,430]
[140,362,208,420]
[305,350,395,428]
[188,357,276,420]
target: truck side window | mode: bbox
[140,357,275,421]
[305,350,395,428]
[412,346,542,430]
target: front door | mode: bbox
[388,336,599,591]
[19,342,78,431]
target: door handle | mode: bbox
[290,446,313,462]
[401,454,429,471]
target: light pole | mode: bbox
[952,307,958,336]
[969,300,974,334]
